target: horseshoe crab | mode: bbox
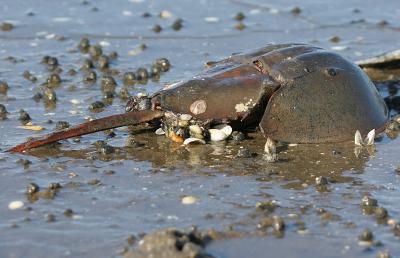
[8,43,388,153]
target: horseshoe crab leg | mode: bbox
[7,110,165,153]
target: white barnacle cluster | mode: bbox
[155,111,281,161]
[154,112,232,145]
[354,129,375,146]
[354,129,376,157]
[234,98,255,113]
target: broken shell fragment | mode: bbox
[209,129,229,141]
[183,137,206,145]
[169,131,184,143]
[189,124,205,139]
[178,114,192,127]
[155,128,165,135]
[213,124,232,137]
[179,114,192,121]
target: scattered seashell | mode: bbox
[179,114,192,121]
[331,45,349,51]
[250,9,261,15]
[178,114,192,127]
[205,17,219,23]
[52,17,71,22]
[159,10,173,19]
[189,124,204,139]
[70,99,80,104]
[8,200,24,210]
[169,131,184,143]
[99,41,110,47]
[72,215,83,220]
[155,128,165,135]
[183,137,205,145]
[182,196,197,205]
[387,218,397,227]
[128,44,146,56]
[18,123,44,131]
[209,128,229,141]
[122,10,133,16]
[213,124,232,137]
[189,124,203,135]
[137,92,148,98]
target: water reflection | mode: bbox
[24,131,371,189]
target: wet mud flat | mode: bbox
[1,0,400,257]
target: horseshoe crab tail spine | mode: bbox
[7,110,165,153]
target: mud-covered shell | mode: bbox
[259,48,388,143]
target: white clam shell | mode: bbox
[183,137,206,145]
[213,124,232,137]
[8,200,24,210]
[155,128,165,135]
[182,196,197,205]
[209,128,229,141]
[189,125,203,135]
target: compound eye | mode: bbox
[253,59,265,73]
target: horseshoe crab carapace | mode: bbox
[8,44,389,153]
